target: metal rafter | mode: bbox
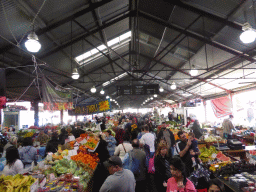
[89,0,116,76]
[136,52,232,93]
[0,0,114,54]
[172,0,245,31]
[138,10,255,63]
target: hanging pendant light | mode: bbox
[25,32,41,52]
[106,95,109,99]
[150,97,153,100]
[100,89,105,95]
[110,98,113,101]
[159,87,164,92]
[171,82,176,90]
[90,86,96,93]
[240,23,256,44]
[71,68,80,79]
[154,94,157,98]
[190,65,198,76]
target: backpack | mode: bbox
[124,151,141,176]
[148,155,155,174]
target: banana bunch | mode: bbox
[24,132,34,138]
[0,174,36,192]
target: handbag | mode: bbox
[148,154,155,174]
[122,143,127,153]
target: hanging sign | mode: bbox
[68,99,111,115]
[117,84,159,96]
[42,76,73,111]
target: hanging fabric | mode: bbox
[211,96,232,118]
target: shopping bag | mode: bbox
[148,155,155,174]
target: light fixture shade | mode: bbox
[110,98,113,101]
[71,68,80,79]
[106,95,109,99]
[159,87,164,92]
[240,29,256,44]
[90,86,96,93]
[171,82,176,90]
[100,89,105,95]
[150,97,153,100]
[154,94,157,98]
[190,69,198,76]
[25,32,41,52]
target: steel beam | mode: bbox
[137,52,232,93]
[172,0,244,31]
[0,0,114,54]
[39,11,132,59]
[62,51,130,87]
[138,10,255,63]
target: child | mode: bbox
[188,132,202,167]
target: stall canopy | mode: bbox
[211,96,232,118]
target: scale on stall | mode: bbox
[227,139,244,150]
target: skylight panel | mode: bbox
[75,52,91,62]
[107,37,119,47]
[97,45,107,51]
[102,73,128,87]
[90,48,98,55]
[75,31,131,65]
[120,31,131,41]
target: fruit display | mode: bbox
[84,137,99,151]
[216,151,231,162]
[0,174,36,192]
[71,151,99,170]
[204,135,222,143]
[24,132,34,138]
[199,146,217,162]
[215,161,256,178]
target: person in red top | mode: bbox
[186,117,195,128]
[165,157,196,192]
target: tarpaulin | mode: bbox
[211,96,232,118]
[42,76,73,111]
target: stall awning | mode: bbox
[211,96,232,118]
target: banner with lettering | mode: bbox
[68,99,111,115]
[42,76,73,111]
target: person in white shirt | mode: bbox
[3,146,24,176]
[114,133,133,161]
[140,125,155,157]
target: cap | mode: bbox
[103,156,123,168]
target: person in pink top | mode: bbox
[165,157,196,192]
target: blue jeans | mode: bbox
[149,152,154,158]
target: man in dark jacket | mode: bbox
[157,123,175,156]
[123,139,147,192]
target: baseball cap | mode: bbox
[103,156,123,168]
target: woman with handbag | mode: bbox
[154,143,173,192]
[114,132,133,161]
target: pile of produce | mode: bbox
[204,135,222,143]
[71,151,99,170]
[0,174,36,192]
[84,137,98,151]
[44,159,77,176]
[24,132,34,138]
[216,151,231,162]
[199,146,217,162]
[215,161,256,178]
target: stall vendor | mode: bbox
[222,115,234,139]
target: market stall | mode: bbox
[0,129,101,192]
